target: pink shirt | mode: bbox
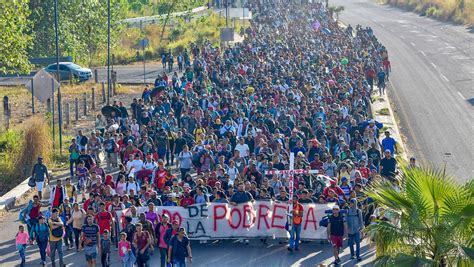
[118,240,131,257]
[16,232,29,245]
[158,224,169,249]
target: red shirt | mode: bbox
[95,211,113,234]
[292,203,304,225]
[180,197,195,207]
[310,160,323,170]
[322,186,344,198]
[154,169,170,190]
[358,167,370,178]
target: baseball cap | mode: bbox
[172,219,180,225]
[332,205,340,210]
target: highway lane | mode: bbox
[332,0,474,181]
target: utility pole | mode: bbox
[140,20,146,85]
[54,0,62,155]
[107,0,111,105]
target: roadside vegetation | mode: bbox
[115,13,235,65]
[379,0,474,26]
[366,166,473,266]
[0,117,53,195]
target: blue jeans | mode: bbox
[172,259,186,267]
[348,232,361,258]
[18,244,26,264]
[289,224,302,250]
[37,240,48,262]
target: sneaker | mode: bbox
[335,258,341,264]
[357,257,362,262]
[245,239,249,245]
[287,247,293,252]
[351,255,356,259]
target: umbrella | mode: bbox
[150,85,166,98]
[101,105,121,118]
[322,28,332,35]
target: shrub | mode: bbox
[0,116,52,194]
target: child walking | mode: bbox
[118,232,135,267]
[101,229,112,267]
[16,225,29,267]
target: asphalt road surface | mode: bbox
[332,0,474,181]
[0,202,374,267]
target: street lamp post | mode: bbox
[107,0,111,105]
[54,0,62,154]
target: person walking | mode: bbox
[100,229,112,267]
[48,208,65,267]
[80,215,101,267]
[68,203,86,252]
[347,198,364,261]
[167,227,192,267]
[31,216,49,266]
[155,214,172,267]
[327,205,348,265]
[32,156,50,201]
[288,195,304,252]
[118,232,135,267]
[49,179,67,209]
[133,223,152,267]
[16,225,29,267]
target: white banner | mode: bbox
[118,201,333,240]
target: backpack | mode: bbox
[35,223,49,242]
[125,182,139,192]
[49,218,64,238]
[19,200,33,224]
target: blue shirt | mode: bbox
[381,137,396,154]
[81,223,99,246]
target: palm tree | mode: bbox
[365,166,473,266]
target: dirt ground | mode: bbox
[0,82,143,135]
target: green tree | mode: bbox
[29,0,128,66]
[366,166,474,266]
[0,0,32,74]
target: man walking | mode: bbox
[80,215,101,267]
[32,157,50,201]
[48,208,65,267]
[347,198,364,261]
[288,195,304,252]
[327,205,348,265]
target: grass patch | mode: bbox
[381,0,474,26]
[377,108,390,116]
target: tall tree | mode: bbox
[0,0,32,74]
[29,0,127,66]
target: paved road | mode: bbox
[332,0,474,181]
[0,202,374,267]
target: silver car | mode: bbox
[44,62,92,82]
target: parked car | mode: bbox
[44,62,92,82]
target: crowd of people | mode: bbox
[17,0,403,266]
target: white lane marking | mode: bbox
[400,35,406,39]
[380,23,385,27]
[410,30,420,33]
[420,51,426,57]
[441,74,449,82]
[410,42,416,47]
[431,62,437,68]
[457,91,466,100]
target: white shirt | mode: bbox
[143,161,157,171]
[235,143,250,158]
[127,159,143,173]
